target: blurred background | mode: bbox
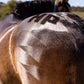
[0,0,84,20]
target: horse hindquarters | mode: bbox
[11,13,84,84]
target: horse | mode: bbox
[13,0,70,19]
[0,0,70,38]
[0,12,84,84]
[0,0,71,43]
[0,14,21,39]
[56,0,71,12]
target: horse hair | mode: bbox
[13,1,70,19]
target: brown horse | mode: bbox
[0,12,84,84]
[56,0,71,12]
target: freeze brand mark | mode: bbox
[28,14,59,25]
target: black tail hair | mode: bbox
[13,1,70,19]
[13,1,54,19]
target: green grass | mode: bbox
[72,11,84,17]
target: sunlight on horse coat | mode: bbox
[0,12,84,84]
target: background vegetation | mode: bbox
[71,7,84,17]
[0,0,84,20]
[0,0,16,20]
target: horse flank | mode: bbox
[6,12,84,84]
